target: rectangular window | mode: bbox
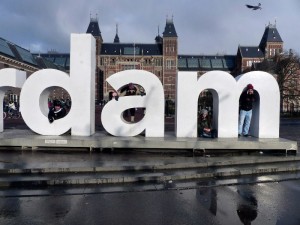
[155,58,162,66]
[124,47,140,55]
[187,58,199,68]
[199,59,211,68]
[166,59,171,69]
[122,65,135,70]
[166,59,175,69]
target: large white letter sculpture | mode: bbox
[176,71,239,138]
[236,71,280,138]
[176,71,280,138]
[20,34,95,136]
[101,69,164,137]
[0,68,27,132]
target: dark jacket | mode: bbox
[198,115,217,138]
[239,90,257,111]
[121,84,138,96]
[198,116,211,131]
[48,107,66,123]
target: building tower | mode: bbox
[86,14,103,101]
[114,24,120,43]
[162,16,178,100]
[86,14,103,55]
[236,22,284,74]
[259,22,283,59]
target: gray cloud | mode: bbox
[1,0,299,55]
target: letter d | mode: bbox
[20,34,95,136]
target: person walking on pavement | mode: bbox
[238,84,258,137]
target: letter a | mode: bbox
[101,70,164,137]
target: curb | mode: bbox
[1,156,300,174]
[0,158,300,188]
[0,163,299,188]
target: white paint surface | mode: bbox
[0,68,26,132]
[101,70,165,137]
[20,34,96,136]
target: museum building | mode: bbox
[0,16,283,104]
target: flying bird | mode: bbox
[246,3,262,10]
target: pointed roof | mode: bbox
[163,17,177,38]
[238,46,264,58]
[259,23,283,51]
[86,16,102,38]
[155,35,163,43]
[155,26,162,43]
[114,24,120,43]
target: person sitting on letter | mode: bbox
[48,100,66,123]
[198,109,217,138]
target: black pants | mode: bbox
[199,129,217,138]
[129,108,135,116]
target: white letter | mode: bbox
[101,70,164,137]
[236,71,280,138]
[0,68,26,132]
[20,34,95,136]
[176,71,239,138]
[176,70,280,138]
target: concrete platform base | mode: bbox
[0,129,297,152]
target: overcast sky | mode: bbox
[1,0,299,55]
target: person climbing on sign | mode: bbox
[48,100,66,123]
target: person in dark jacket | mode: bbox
[198,109,217,138]
[120,83,138,122]
[238,84,257,137]
[48,100,66,123]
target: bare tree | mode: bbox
[256,50,300,113]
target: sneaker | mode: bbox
[243,134,249,137]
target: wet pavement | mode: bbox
[0,117,298,191]
[1,178,300,225]
[0,116,299,224]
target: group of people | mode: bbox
[8,101,18,114]
[3,100,19,116]
[198,83,257,139]
[45,83,257,137]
